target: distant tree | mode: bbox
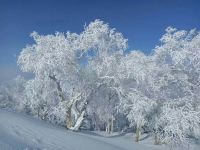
[0,76,26,111]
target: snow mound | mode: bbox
[0,110,199,150]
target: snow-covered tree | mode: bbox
[117,51,157,141]
[155,100,200,146]
[0,76,26,111]
[18,19,127,131]
[152,27,200,146]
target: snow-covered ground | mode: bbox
[0,110,199,150]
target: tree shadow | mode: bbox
[108,131,132,138]
[79,130,105,137]
[139,134,151,141]
[80,130,133,138]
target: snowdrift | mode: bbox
[0,110,199,150]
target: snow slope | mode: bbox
[0,110,199,150]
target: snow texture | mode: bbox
[0,110,199,150]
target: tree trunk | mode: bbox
[111,115,115,133]
[70,111,85,131]
[66,105,72,129]
[37,108,40,118]
[93,113,99,130]
[49,75,85,130]
[135,127,141,142]
[106,119,112,134]
[66,93,86,131]
[154,133,160,145]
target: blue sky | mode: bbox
[0,0,200,81]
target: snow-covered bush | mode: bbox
[0,76,26,111]
[151,99,200,149]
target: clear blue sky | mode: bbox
[0,0,200,81]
